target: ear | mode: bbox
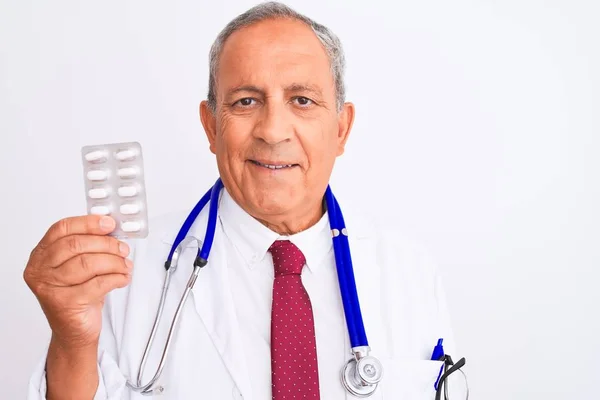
[200,100,217,154]
[336,102,355,156]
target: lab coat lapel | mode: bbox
[165,209,254,400]
[349,216,388,356]
[344,216,388,399]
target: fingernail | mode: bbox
[125,258,133,269]
[100,216,115,231]
[119,241,130,256]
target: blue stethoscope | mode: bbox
[125,178,383,397]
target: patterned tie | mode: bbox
[269,240,321,399]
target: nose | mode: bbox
[252,102,293,145]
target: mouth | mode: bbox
[249,160,299,170]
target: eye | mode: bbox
[235,98,256,107]
[293,96,314,106]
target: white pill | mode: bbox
[122,221,142,232]
[116,149,137,161]
[118,167,137,178]
[118,185,138,197]
[84,150,107,162]
[88,188,109,199]
[120,203,141,215]
[90,205,110,215]
[87,169,108,181]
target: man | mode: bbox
[25,2,461,399]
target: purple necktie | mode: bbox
[269,240,321,399]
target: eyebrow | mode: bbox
[226,85,265,97]
[225,83,324,98]
[285,83,324,98]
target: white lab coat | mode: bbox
[28,198,464,400]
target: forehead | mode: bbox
[217,18,335,94]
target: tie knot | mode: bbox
[269,240,306,277]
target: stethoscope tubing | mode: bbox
[324,186,368,349]
[166,178,223,266]
[166,187,211,263]
[168,179,368,349]
[199,178,223,262]
[142,178,373,396]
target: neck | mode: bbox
[255,200,325,235]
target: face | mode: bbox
[200,18,354,228]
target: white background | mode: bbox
[1,0,599,398]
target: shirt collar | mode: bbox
[218,188,332,273]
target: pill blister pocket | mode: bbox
[81,141,149,238]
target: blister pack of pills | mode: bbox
[81,141,149,238]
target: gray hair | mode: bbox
[206,1,346,113]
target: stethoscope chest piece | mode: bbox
[341,351,384,398]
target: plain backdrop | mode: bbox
[1,0,599,398]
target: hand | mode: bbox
[24,215,132,349]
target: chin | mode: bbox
[247,187,298,216]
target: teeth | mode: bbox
[253,161,293,169]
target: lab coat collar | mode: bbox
[218,187,332,273]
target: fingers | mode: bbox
[55,272,132,309]
[39,215,116,249]
[76,273,132,301]
[49,254,132,286]
[44,235,129,268]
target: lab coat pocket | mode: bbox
[381,359,444,400]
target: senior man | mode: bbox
[25,2,462,399]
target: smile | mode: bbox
[249,160,298,170]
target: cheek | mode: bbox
[216,113,233,147]
[217,114,241,153]
[216,113,252,165]
[304,120,340,167]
